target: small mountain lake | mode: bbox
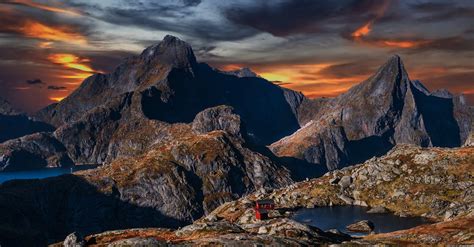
[292,206,430,236]
[0,165,98,184]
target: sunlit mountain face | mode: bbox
[0,0,472,113]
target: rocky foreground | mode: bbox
[56,144,473,246]
[0,106,294,246]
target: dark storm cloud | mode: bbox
[47,85,67,90]
[224,0,391,37]
[26,79,44,85]
[410,1,474,22]
[350,35,474,53]
[65,0,257,42]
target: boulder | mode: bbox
[63,232,85,247]
[338,176,352,189]
[346,220,375,233]
[192,105,244,137]
[367,206,389,214]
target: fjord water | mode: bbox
[292,206,429,235]
[0,165,97,184]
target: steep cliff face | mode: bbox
[271,55,472,171]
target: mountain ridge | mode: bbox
[270,54,471,171]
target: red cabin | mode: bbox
[255,199,274,220]
[255,208,268,220]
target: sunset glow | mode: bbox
[49,96,66,102]
[352,22,372,39]
[48,54,95,73]
[20,21,87,45]
[382,40,428,48]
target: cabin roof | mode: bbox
[256,199,274,205]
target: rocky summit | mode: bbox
[271,55,472,171]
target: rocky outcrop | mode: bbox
[0,105,292,245]
[63,232,85,247]
[271,55,472,171]
[0,132,73,171]
[191,105,244,137]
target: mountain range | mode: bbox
[0,35,472,245]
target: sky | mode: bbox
[0,0,473,113]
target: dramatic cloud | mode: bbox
[225,0,392,37]
[0,0,473,112]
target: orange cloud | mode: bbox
[355,38,432,49]
[219,63,367,99]
[382,40,429,48]
[48,54,95,73]
[351,22,372,39]
[7,0,81,16]
[351,0,391,40]
[19,20,87,45]
[49,96,66,102]
[38,41,53,48]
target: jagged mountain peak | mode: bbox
[140,35,197,69]
[367,54,409,89]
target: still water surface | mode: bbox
[0,166,97,184]
[292,206,429,235]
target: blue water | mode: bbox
[292,206,430,236]
[0,166,97,184]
